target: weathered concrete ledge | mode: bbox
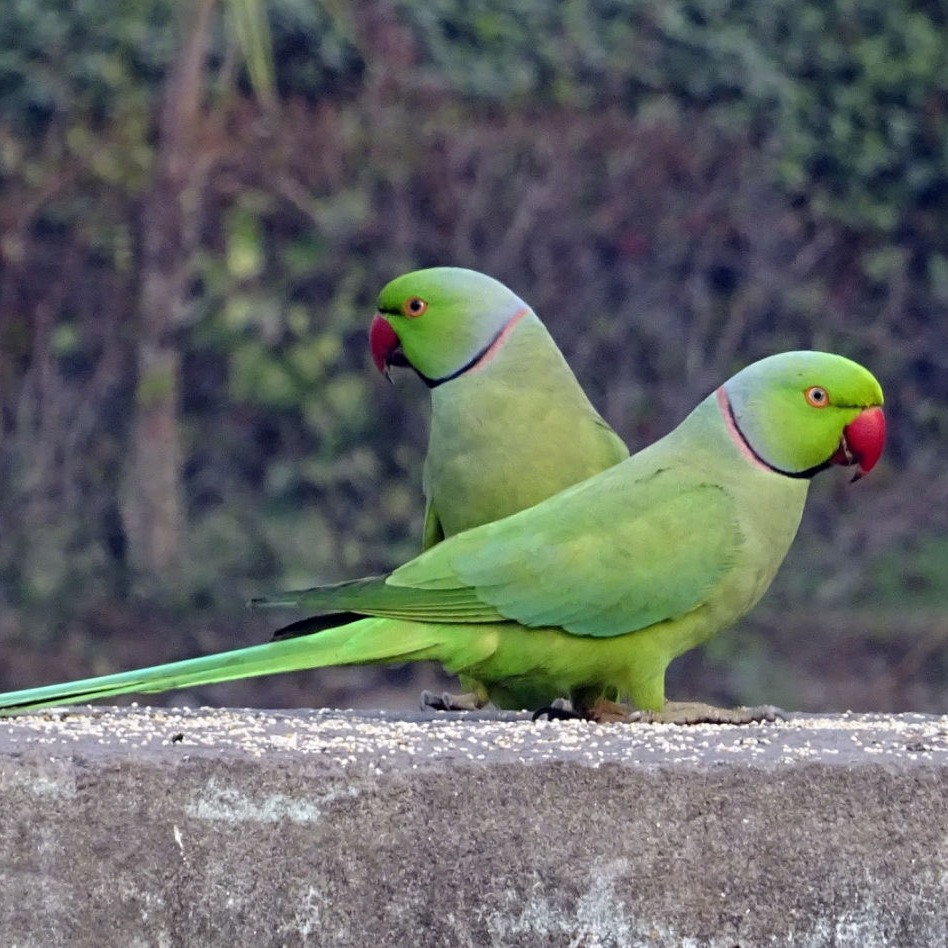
[1,707,946,947]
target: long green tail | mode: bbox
[0,618,461,715]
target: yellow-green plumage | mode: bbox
[371,268,628,547]
[0,351,884,717]
[261,392,810,711]
[422,307,628,543]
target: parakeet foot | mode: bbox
[531,698,578,721]
[419,690,484,712]
[629,701,785,726]
[536,698,637,723]
[586,698,635,723]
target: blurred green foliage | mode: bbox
[0,1,945,701]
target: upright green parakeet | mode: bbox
[369,267,629,549]
[0,351,885,723]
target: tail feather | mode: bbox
[0,617,475,715]
[250,575,497,625]
[250,575,389,613]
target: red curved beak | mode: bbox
[369,313,401,379]
[830,406,886,481]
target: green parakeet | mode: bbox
[0,351,885,723]
[369,267,629,549]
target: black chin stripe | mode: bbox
[419,340,497,389]
[418,365,464,389]
[418,316,522,389]
[724,393,830,480]
[785,459,833,480]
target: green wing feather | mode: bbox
[255,575,503,624]
[257,463,741,639]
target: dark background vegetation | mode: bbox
[1,0,946,713]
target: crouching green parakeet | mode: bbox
[0,351,885,723]
[369,267,629,549]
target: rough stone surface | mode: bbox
[1,707,946,947]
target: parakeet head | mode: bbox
[720,351,885,480]
[369,267,530,385]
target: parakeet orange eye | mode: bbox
[403,297,428,318]
[805,386,829,407]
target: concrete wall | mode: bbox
[1,707,946,947]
